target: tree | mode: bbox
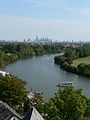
[64,50,76,60]
[0,75,27,106]
[24,97,31,113]
[77,63,90,77]
[43,87,87,120]
[85,99,90,117]
[54,56,66,65]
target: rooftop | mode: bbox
[0,100,22,120]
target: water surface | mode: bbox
[5,54,90,98]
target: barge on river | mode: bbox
[56,82,74,87]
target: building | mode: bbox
[23,107,44,120]
[0,100,44,120]
[0,100,22,120]
[34,36,52,44]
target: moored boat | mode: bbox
[56,82,74,87]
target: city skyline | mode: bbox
[0,0,90,41]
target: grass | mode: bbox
[72,56,90,66]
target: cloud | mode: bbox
[20,0,65,8]
[61,6,90,16]
[27,0,90,16]
[20,0,90,16]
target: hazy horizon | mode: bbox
[0,0,90,41]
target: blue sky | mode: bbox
[0,0,90,41]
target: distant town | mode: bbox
[0,36,90,46]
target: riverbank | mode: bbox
[0,43,64,69]
[5,54,90,98]
[54,54,90,78]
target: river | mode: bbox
[5,54,90,99]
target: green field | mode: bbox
[72,56,90,66]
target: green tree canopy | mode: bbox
[0,75,27,106]
[43,87,87,120]
[64,50,76,60]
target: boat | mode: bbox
[56,82,74,87]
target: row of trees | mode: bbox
[1,43,64,56]
[64,44,90,59]
[0,51,18,68]
[54,44,90,77]
[0,43,64,68]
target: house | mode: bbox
[0,100,22,120]
[0,100,44,120]
[23,107,44,120]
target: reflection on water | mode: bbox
[5,54,90,98]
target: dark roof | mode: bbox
[23,108,33,120]
[23,107,44,120]
[0,100,22,120]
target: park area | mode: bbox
[73,56,90,66]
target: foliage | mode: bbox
[54,44,90,78]
[61,62,77,74]
[85,99,90,117]
[42,87,87,120]
[54,56,66,65]
[76,45,90,58]
[30,92,44,113]
[0,43,64,68]
[77,63,90,77]
[64,50,77,60]
[24,97,31,113]
[0,75,27,106]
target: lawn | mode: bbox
[72,56,90,66]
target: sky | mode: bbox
[0,0,90,41]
